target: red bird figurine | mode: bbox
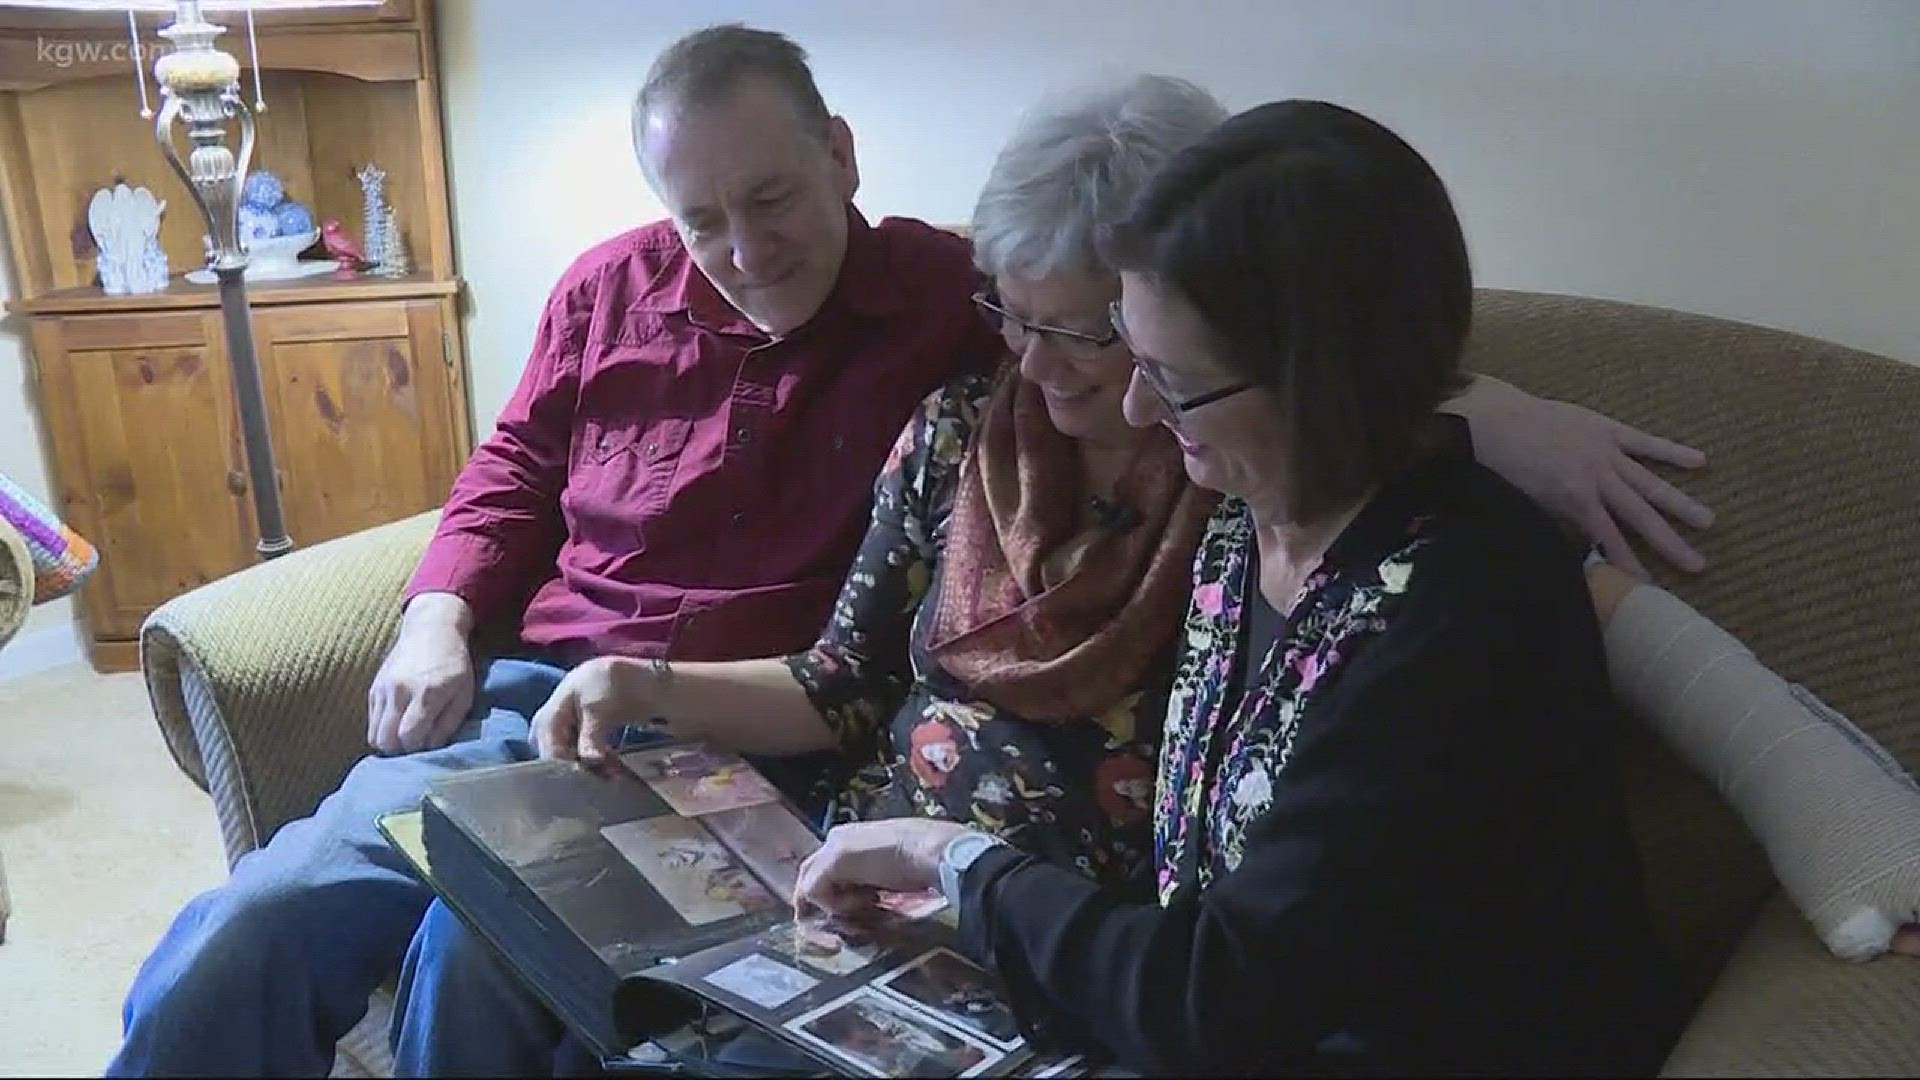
[321,219,368,279]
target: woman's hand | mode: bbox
[793,819,970,918]
[530,656,665,769]
[1895,925,1920,958]
[1585,560,1641,625]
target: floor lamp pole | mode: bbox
[152,1,292,560]
[214,267,293,559]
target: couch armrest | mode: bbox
[1662,895,1920,1077]
[0,518,31,650]
[141,512,439,867]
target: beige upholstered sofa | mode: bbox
[0,517,28,944]
[0,517,30,651]
[141,289,1920,1076]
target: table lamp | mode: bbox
[4,0,382,560]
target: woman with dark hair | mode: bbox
[793,100,1684,1076]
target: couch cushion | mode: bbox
[1660,897,1920,1077]
[332,988,395,1078]
[1464,289,1920,996]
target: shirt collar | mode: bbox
[635,206,908,336]
[1321,413,1475,571]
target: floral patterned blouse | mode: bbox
[783,372,1168,884]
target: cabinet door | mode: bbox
[29,312,257,642]
[252,300,464,548]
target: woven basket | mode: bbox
[0,518,32,651]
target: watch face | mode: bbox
[951,831,1003,870]
[941,832,1006,906]
[948,832,986,861]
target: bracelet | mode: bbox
[644,656,674,733]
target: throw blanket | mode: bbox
[0,472,97,603]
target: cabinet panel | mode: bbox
[29,313,256,642]
[253,299,460,548]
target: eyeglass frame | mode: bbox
[1106,300,1255,414]
[970,290,1121,359]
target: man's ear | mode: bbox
[826,115,860,202]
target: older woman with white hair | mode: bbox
[396,73,1717,1075]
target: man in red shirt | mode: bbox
[109,27,999,1079]
[109,25,1712,1078]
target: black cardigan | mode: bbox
[957,423,1684,1076]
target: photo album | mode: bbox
[403,741,1090,1078]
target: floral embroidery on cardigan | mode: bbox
[1154,497,1431,904]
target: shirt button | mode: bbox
[731,511,745,525]
[597,434,611,450]
[734,427,751,445]
[832,435,846,451]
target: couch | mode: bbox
[0,516,30,650]
[0,516,28,944]
[140,288,1920,1076]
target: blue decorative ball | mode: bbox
[274,201,315,238]
[241,170,285,210]
[239,204,279,245]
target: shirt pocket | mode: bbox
[577,416,689,483]
[566,417,694,547]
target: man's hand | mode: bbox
[793,819,969,918]
[1448,376,1714,578]
[530,656,661,770]
[366,593,475,756]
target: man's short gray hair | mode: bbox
[632,24,832,167]
[972,74,1229,280]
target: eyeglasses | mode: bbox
[1107,300,1255,414]
[971,291,1120,361]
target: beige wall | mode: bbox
[436,0,1918,432]
[0,216,73,640]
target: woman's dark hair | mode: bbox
[1103,100,1473,520]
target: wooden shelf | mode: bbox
[0,1,471,672]
[7,271,459,315]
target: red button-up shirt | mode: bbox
[406,210,1000,665]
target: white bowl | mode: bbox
[243,228,320,270]
[186,228,330,285]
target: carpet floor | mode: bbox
[0,664,227,1076]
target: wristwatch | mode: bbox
[937,830,1009,910]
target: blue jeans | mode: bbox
[394,910,824,1076]
[107,658,570,1078]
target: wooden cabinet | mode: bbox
[23,293,469,664]
[253,299,466,546]
[0,0,416,33]
[27,311,258,650]
[0,3,470,670]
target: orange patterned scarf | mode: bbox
[926,373,1217,721]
